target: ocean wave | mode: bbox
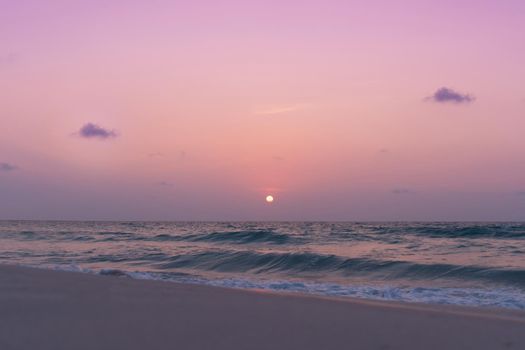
[189,230,298,244]
[150,230,299,245]
[365,223,525,238]
[202,278,525,310]
[157,250,525,286]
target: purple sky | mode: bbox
[1,0,525,220]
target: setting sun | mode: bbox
[265,195,274,203]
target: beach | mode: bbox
[0,265,524,350]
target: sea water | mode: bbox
[1,221,524,309]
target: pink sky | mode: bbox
[1,0,525,220]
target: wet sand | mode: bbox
[0,264,524,350]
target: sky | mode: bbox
[1,0,525,221]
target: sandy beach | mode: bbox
[0,265,523,350]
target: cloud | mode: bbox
[77,123,117,139]
[427,87,474,104]
[272,156,284,161]
[391,188,415,195]
[0,162,17,172]
[255,104,305,115]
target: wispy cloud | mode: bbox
[255,104,306,115]
[427,87,474,104]
[77,123,117,139]
[0,162,17,172]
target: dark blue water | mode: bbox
[1,221,524,309]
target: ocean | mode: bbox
[1,221,524,310]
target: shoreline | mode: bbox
[8,262,525,311]
[11,263,525,315]
[1,264,524,349]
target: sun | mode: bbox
[265,195,274,203]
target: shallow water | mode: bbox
[1,221,524,309]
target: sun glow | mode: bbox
[265,195,274,203]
